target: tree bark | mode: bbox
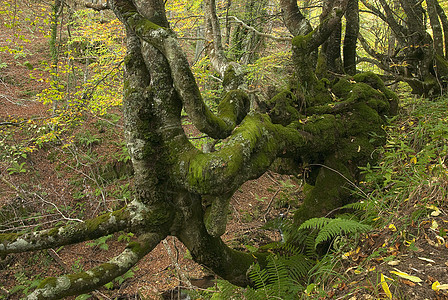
[343,0,359,75]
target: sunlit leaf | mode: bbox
[390,270,422,283]
[381,273,392,299]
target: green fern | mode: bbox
[340,201,368,211]
[299,217,371,248]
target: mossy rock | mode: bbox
[332,78,353,98]
[353,72,385,90]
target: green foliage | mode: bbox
[246,51,292,90]
[191,56,223,106]
[104,268,136,290]
[299,217,372,248]
[6,161,27,174]
[360,97,448,213]
[76,130,101,148]
[117,232,134,243]
[86,234,113,251]
[9,272,42,297]
[211,254,311,299]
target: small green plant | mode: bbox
[104,268,136,290]
[71,258,84,273]
[7,161,27,174]
[10,272,41,297]
[86,234,112,251]
[117,232,134,243]
[76,130,101,148]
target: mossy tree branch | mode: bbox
[26,232,164,300]
[0,200,171,256]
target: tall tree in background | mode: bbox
[360,0,448,96]
[0,0,398,298]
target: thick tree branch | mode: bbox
[343,0,359,74]
[427,0,444,56]
[112,0,249,139]
[168,113,310,196]
[279,0,313,36]
[27,232,164,299]
[0,207,129,255]
[176,194,267,286]
[203,0,246,91]
[0,200,170,256]
[291,0,348,57]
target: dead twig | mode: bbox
[264,188,281,222]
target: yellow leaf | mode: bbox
[431,220,439,230]
[388,224,397,231]
[410,156,417,164]
[390,270,422,283]
[381,273,392,299]
[432,281,440,291]
[427,205,441,216]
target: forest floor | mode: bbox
[1,15,448,300]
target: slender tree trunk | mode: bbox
[427,0,444,56]
[343,0,359,75]
[435,0,448,57]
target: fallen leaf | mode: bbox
[431,281,448,291]
[401,279,416,287]
[381,273,392,299]
[431,220,439,230]
[389,224,397,231]
[436,235,445,245]
[427,205,441,216]
[390,269,422,283]
[387,260,400,266]
[418,257,435,263]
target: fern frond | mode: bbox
[313,218,371,247]
[215,279,240,299]
[340,201,368,211]
[299,217,332,231]
[248,263,269,290]
[279,253,313,281]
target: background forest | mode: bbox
[1,0,448,299]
